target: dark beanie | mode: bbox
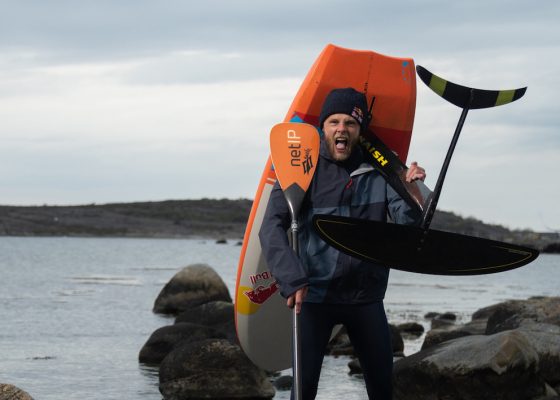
[319,88,369,131]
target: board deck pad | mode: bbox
[235,44,417,371]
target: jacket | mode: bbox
[259,139,421,304]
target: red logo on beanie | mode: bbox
[351,106,364,124]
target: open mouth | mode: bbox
[335,137,348,151]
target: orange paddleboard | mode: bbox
[235,44,417,371]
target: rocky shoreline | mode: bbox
[136,264,560,400]
[1,199,559,252]
[4,263,558,399]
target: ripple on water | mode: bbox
[69,275,143,286]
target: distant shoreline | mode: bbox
[0,199,252,241]
[1,199,558,251]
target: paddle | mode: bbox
[312,67,538,275]
[269,121,320,400]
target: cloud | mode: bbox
[0,0,559,230]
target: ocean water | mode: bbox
[0,237,558,400]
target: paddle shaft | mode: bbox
[421,90,473,229]
[289,217,302,400]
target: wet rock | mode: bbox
[393,330,545,400]
[139,322,226,365]
[516,322,560,391]
[397,322,424,337]
[327,324,403,357]
[475,297,560,335]
[326,326,353,356]
[348,357,362,375]
[153,264,232,314]
[424,312,440,319]
[175,301,237,344]
[542,242,560,253]
[0,384,34,400]
[422,318,487,350]
[159,339,274,399]
[273,375,293,391]
[344,324,404,375]
[430,312,457,329]
[390,324,404,355]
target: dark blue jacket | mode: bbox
[259,139,421,304]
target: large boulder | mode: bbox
[139,322,226,365]
[516,322,560,393]
[475,297,560,334]
[153,264,232,314]
[422,297,560,350]
[0,384,34,400]
[393,330,546,400]
[175,301,237,344]
[159,339,274,400]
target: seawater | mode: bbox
[0,237,558,400]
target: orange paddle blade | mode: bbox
[270,122,320,218]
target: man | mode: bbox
[259,88,426,399]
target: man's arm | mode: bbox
[259,182,309,301]
[388,162,426,225]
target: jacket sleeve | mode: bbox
[258,181,309,298]
[386,183,423,226]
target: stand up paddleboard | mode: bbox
[234,44,417,372]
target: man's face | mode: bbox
[322,113,361,162]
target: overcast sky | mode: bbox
[1,0,558,231]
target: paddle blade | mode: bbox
[417,65,527,110]
[270,122,320,218]
[313,214,539,275]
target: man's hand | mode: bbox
[406,161,426,182]
[287,286,308,314]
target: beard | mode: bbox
[325,133,359,162]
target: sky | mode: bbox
[0,0,559,232]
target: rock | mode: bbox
[175,301,237,343]
[422,318,487,350]
[273,375,293,391]
[159,339,275,399]
[216,239,227,244]
[542,242,560,253]
[344,324,404,375]
[326,326,353,356]
[390,324,404,355]
[153,264,232,314]
[348,357,362,375]
[0,384,34,400]
[430,312,457,329]
[516,322,560,390]
[326,324,403,357]
[139,322,226,364]
[397,322,425,337]
[393,330,545,400]
[477,297,560,335]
